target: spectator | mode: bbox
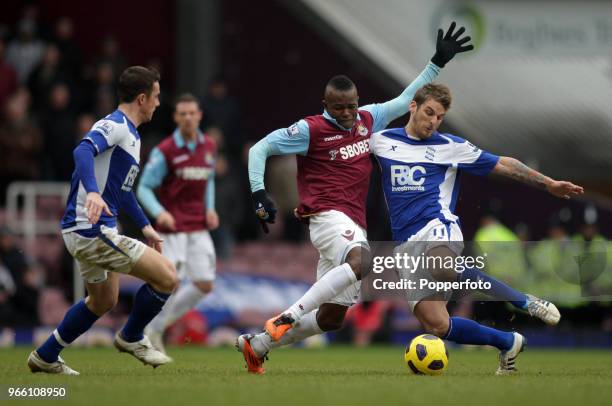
[201,76,243,159]
[94,61,116,96]
[529,222,581,305]
[27,43,69,113]
[40,82,77,180]
[95,35,127,76]
[0,89,42,198]
[94,87,116,118]
[0,38,18,114]
[0,259,17,326]
[474,214,528,287]
[75,112,96,141]
[5,19,45,84]
[0,227,42,327]
[19,3,50,41]
[52,17,82,78]
[207,127,245,258]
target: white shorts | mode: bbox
[62,226,147,284]
[394,218,464,311]
[159,230,216,282]
[309,210,368,307]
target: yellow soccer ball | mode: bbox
[404,334,449,375]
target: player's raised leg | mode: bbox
[114,245,178,367]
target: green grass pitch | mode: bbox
[1,346,611,406]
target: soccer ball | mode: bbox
[404,334,449,375]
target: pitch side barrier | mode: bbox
[358,241,612,305]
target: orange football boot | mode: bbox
[264,313,295,341]
[236,334,266,374]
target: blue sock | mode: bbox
[36,299,99,363]
[121,284,170,343]
[444,317,514,351]
[459,266,528,309]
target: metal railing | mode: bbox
[5,181,84,302]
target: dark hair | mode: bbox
[326,74,355,92]
[173,93,201,110]
[413,83,452,110]
[117,66,160,103]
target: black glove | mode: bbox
[252,189,277,231]
[431,21,474,68]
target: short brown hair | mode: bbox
[173,93,201,110]
[117,66,160,103]
[413,83,452,110]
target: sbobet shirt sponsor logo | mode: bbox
[339,140,370,160]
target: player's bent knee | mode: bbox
[345,247,365,280]
[158,271,179,294]
[317,317,344,332]
[153,256,178,293]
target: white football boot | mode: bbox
[113,332,173,368]
[27,351,80,375]
[144,325,167,355]
[525,294,561,326]
[496,332,526,375]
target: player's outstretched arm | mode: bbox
[492,156,584,199]
[365,21,473,132]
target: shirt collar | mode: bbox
[322,109,361,132]
[404,128,440,142]
[115,109,138,135]
[172,129,204,148]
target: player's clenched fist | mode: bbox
[206,209,219,230]
[84,192,113,224]
[155,210,176,232]
[252,189,277,223]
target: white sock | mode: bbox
[285,263,356,321]
[250,310,323,357]
[147,283,206,333]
